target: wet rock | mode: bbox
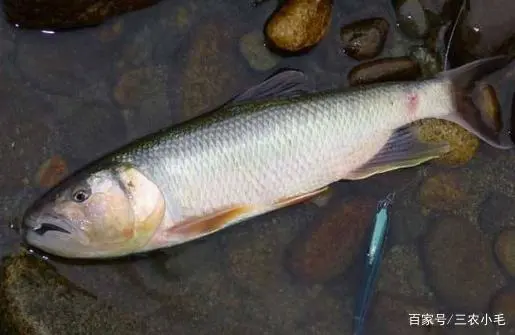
[480,193,515,234]
[340,18,390,61]
[35,155,69,189]
[377,245,433,299]
[16,33,113,103]
[394,0,430,39]
[409,46,442,78]
[3,0,161,30]
[477,84,503,133]
[367,293,440,334]
[265,0,333,52]
[491,287,515,325]
[96,19,124,43]
[390,205,429,244]
[0,14,15,59]
[286,197,376,283]
[0,253,145,335]
[348,57,421,86]
[239,30,281,71]
[424,216,505,311]
[415,119,480,166]
[180,21,250,122]
[419,171,471,212]
[495,229,515,278]
[448,0,515,65]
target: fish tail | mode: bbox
[437,55,515,149]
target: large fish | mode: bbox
[22,56,514,258]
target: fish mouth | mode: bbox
[32,223,71,235]
[23,214,73,237]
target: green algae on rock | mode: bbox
[3,0,161,30]
[265,0,333,52]
[424,216,505,312]
[285,197,376,283]
[347,57,421,86]
[340,18,390,61]
[414,119,480,166]
[0,253,144,335]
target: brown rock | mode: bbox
[265,0,333,52]
[424,216,505,311]
[479,193,515,234]
[0,253,144,335]
[286,197,376,283]
[414,119,480,166]
[348,57,421,86]
[35,155,69,189]
[495,229,515,278]
[3,0,161,30]
[340,18,389,61]
[419,171,471,212]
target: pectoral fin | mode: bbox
[167,205,256,238]
[346,126,450,180]
[167,187,329,239]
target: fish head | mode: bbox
[22,164,166,259]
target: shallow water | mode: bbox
[1,0,515,334]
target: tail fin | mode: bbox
[437,55,515,149]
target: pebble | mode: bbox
[424,216,505,311]
[414,119,480,166]
[479,193,515,234]
[394,0,430,38]
[239,30,281,71]
[340,18,390,61]
[418,171,471,213]
[495,229,515,278]
[265,0,333,52]
[285,197,376,283]
[348,57,421,86]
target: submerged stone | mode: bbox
[3,0,161,30]
[265,0,333,52]
[0,253,144,335]
[340,18,390,61]
[394,0,430,39]
[347,57,421,86]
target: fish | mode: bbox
[21,56,514,259]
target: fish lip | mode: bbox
[23,213,74,237]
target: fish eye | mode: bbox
[72,189,90,203]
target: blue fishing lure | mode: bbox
[352,192,395,335]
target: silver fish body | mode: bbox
[22,57,514,258]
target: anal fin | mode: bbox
[346,126,450,180]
